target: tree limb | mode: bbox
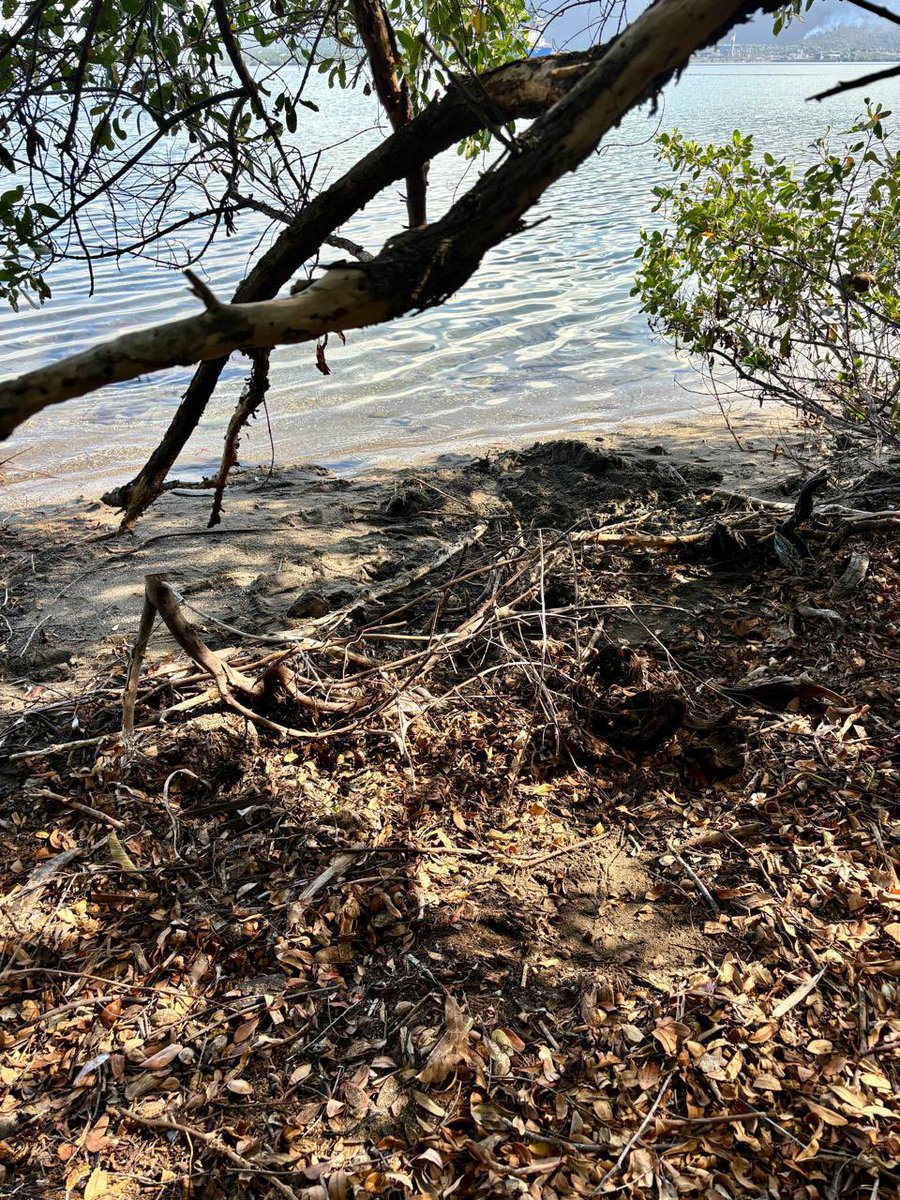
[0,0,776,443]
[208,349,271,527]
[100,44,613,524]
[810,62,900,102]
[351,0,426,227]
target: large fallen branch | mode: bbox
[0,0,775,443]
[123,574,360,742]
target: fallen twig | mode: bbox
[594,1072,673,1191]
[677,822,762,851]
[30,788,127,830]
[572,528,708,549]
[673,852,720,914]
[109,1106,301,1200]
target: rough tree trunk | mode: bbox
[351,0,427,228]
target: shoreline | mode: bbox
[692,55,900,64]
[0,401,795,515]
[0,411,823,711]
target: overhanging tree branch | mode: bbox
[0,0,777,444]
[101,44,614,524]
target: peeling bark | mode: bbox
[0,265,390,423]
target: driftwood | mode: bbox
[123,574,360,743]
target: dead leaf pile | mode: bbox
[1,459,898,1198]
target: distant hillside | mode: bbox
[801,22,900,54]
[540,0,900,52]
[735,0,899,44]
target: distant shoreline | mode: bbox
[692,54,900,65]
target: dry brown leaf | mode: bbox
[806,1039,833,1055]
[226,1078,253,1096]
[232,1017,259,1045]
[793,1131,821,1162]
[495,1027,526,1053]
[538,1044,560,1084]
[652,1018,691,1055]
[752,1073,782,1092]
[830,1084,866,1111]
[84,1115,111,1154]
[771,968,825,1019]
[99,999,121,1029]
[412,1090,445,1118]
[73,1052,111,1087]
[416,995,474,1086]
[803,1099,848,1127]
[107,833,137,873]
[417,1147,444,1167]
[84,1167,108,1200]
[140,1044,182,1071]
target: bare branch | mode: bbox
[210,0,307,198]
[184,269,224,312]
[810,62,900,102]
[208,350,271,527]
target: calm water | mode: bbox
[2,62,899,507]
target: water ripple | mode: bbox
[2,62,898,506]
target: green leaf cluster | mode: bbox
[633,103,900,439]
[0,0,532,305]
[772,0,817,38]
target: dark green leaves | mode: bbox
[633,103,900,441]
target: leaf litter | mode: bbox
[0,438,899,1198]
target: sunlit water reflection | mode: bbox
[2,62,898,506]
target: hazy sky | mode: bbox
[540,0,900,49]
